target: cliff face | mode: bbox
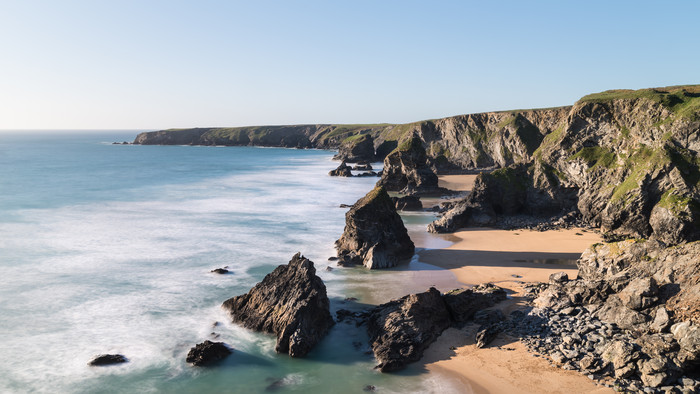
[432,86,700,244]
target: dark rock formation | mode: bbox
[211,268,229,274]
[334,134,376,163]
[88,354,128,366]
[391,195,422,211]
[442,284,507,324]
[186,340,232,366]
[335,186,414,268]
[376,136,444,195]
[353,163,373,171]
[366,288,451,372]
[328,162,353,177]
[222,253,334,357]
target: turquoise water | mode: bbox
[0,132,463,393]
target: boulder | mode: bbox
[366,288,451,372]
[376,136,443,195]
[186,340,232,366]
[222,253,334,357]
[336,186,414,269]
[329,162,353,177]
[549,272,569,284]
[88,354,128,366]
[391,195,422,211]
[353,164,373,171]
[334,134,376,163]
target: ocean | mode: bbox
[0,132,463,393]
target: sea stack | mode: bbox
[336,186,415,268]
[333,134,376,163]
[222,253,334,357]
[376,135,441,194]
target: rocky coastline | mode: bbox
[131,85,700,392]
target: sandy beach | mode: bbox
[412,175,612,394]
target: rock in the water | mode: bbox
[376,136,443,195]
[329,161,353,177]
[334,134,376,163]
[211,268,229,274]
[391,195,423,211]
[353,163,373,171]
[367,287,451,372]
[222,253,334,357]
[88,354,128,366]
[336,186,414,269]
[186,340,232,366]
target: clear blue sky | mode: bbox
[1,0,697,129]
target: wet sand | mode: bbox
[411,175,612,394]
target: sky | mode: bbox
[0,0,698,130]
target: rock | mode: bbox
[391,195,422,211]
[549,272,569,284]
[617,277,658,311]
[353,164,373,171]
[186,340,232,366]
[334,134,376,163]
[473,309,506,326]
[88,354,128,366]
[222,253,334,357]
[211,268,229,274]
[376,136,444,195]
[367,288,451,372]
[355,171,378,177]
[335,186,414,269]
[363,385,377,392]
[442,284,507,324]
[651,307,671,333]
[475,323,502,348]
[329,161,353,177]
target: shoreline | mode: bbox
[404,175,612,394]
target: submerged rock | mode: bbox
[367,287,451,372]
[186,340,232,366]
[335,186,414,269]
[222,253,334,357]
[88,354,128,366]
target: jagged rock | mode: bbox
[475,323,502,348]
[617,277,658,311]
[376,136,444,195]
[355,171,378,177]
[366,288,451,372]
[186,340,232,366]
[88,354,128,366]
[442,284,507,324]
[211,268,229,274]
[651,307,671,333]
[335,186,414,269]
[391,195,422,211]
[334,134,376,163]
[329,162,353,177]
[222,253,334,357]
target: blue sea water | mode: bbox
[0,132,463,393]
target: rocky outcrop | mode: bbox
[365,284,507,372]
[391,195,422,211]
[376,136,444,195]
[222,253,334,357]
[88,354,128,366]
[186,341,232,366]
[336,186,414,268]
[525,239,700,391]
[431,86,700,244]
[366,288,451,372]
[334,134,376,162]
[328,162,353,177]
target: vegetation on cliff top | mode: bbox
[580,85,700,119]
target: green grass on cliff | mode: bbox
[580,85,700,120]
[657,189,700,217]
[569,146,617,169]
